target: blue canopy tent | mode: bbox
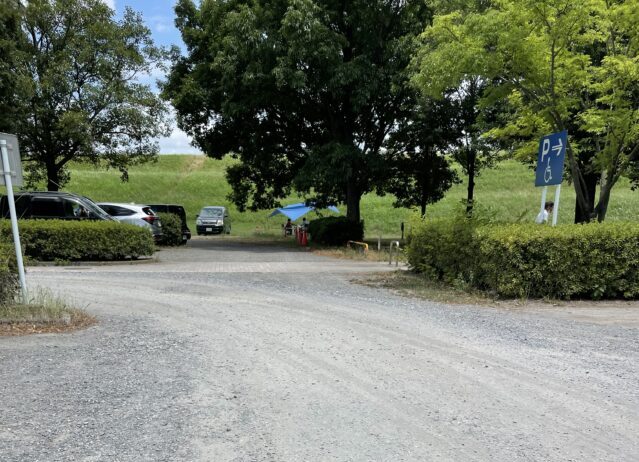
[268,203,340,221]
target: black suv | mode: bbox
[0,191,114,221]
[148,204,192,243]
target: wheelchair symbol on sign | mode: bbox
[544,158,552,183]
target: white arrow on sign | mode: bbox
[552,137,563,156]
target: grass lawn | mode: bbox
[3,155,638,238]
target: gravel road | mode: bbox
[1,238,638,461]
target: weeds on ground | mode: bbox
[357,271,617,309]
[312,246,406,263]
[356,271,496,306]
[0,289,96,336]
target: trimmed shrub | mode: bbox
[157,212,183,246]
[407,219,639,300]
[308,217,364,246]
[0,220,155,261]
[0,243,18,305]
[405,216,480,283]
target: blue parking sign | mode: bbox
[535,130,567,187]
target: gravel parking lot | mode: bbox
[1,238,638,461]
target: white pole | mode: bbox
[539,186,548,217]
[552,184,561,226]
[1,140,27,302]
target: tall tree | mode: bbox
[450,78,499,213]
[163,0,431,222]
[415,0,639,222]
[386,97,460,216]
[412,1,500,214]
[0,0,23,135]
[3,0,170,191]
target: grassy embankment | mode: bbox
[5,155,639,237]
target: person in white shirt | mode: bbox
[535,201,554,224]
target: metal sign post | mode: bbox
[535,131,567,226]
[0,135,27,301]
[0,133,23,187]
[552,185,561,226]
[539,186,548,219]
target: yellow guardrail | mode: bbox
[347,241,369,252]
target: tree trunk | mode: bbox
[420,198,427,217]
[564,141,596,223]
[346,180,361,223]
[46,159,60,191]
[574,169,597,223]
[596,189,611,222]
[466,149,476,215]
[595,173,617,222]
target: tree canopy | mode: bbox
[386,97,460,216]
[163,0,431,222]
[0,0,23,135]
[414,0,639,222]
[2,0,170,191]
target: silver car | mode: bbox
[97,202,163,241]
[196,206,231,235]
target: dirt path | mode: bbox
[1,240,638,461]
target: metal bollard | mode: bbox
[389,241,400,267]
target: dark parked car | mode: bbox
[1,191,114,221]
[148,204,191,243]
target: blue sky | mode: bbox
[110,0,183,49]
[109,0,200,154]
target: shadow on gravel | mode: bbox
[181,237,302,253]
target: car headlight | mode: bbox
[217,220,223,225]
[196,218,203,225]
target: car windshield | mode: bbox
[82,198,114,220]
[200,207,223,218]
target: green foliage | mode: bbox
[5,0,170,191]
[407,218,639,300]
[0,220,155,261]
[0,243,18,305]
[414,0,639,222]
[157,212,183,247]
[0,0,22,134]
[412,1,503,214]
[308,217,364,246]
[386,98,461,215]
[406,216,477,283]
[164,0,431,221]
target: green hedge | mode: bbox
[157,212,183,246]
[0,243,18,305]
[308,217,364,246]
[0,220,155,261]
[407,219,639,299]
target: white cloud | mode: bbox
[149,15,172,33]
[159,128,202,155]
[136,64,169,92]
